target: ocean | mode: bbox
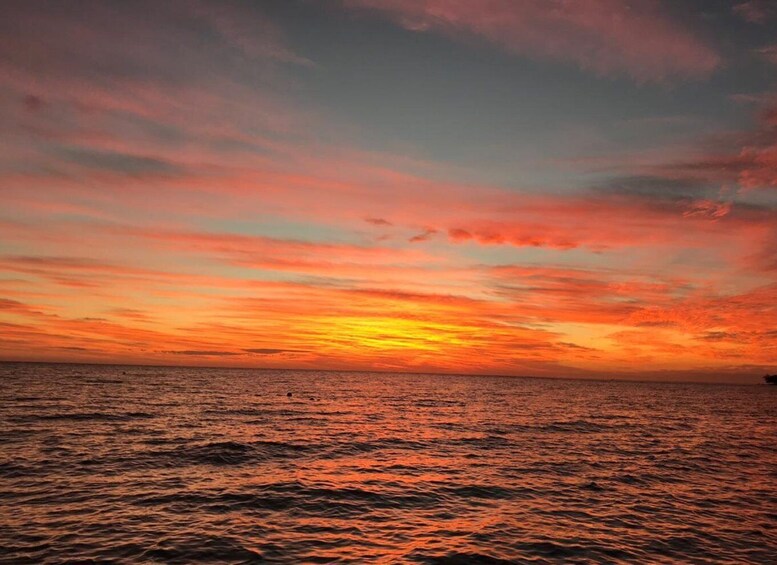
[0,363,775,563]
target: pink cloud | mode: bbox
[656,99,777,192]
[187,0,312,66]
[408,228,438,243]
[682,199,732,221]
[757,45,777,65]
[343,0,721,81]
[733,1,775,24]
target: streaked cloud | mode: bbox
[733,0,776,24]
[343,0,721,82]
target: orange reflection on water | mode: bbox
[1,364,775,562]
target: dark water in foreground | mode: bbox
[0,363,775,564]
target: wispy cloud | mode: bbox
[733,0,776,24]
[343,0,721,82]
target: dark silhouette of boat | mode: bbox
[764,375,777,385]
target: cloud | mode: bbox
[167,350,239,356]
[733,1,775,24]
[55,148,184,176]
[441,191,772,253]
[408,228,437,243]
[655,99,777,191]
[681,199,732,220]
[2,244,775,376]
[365,217,393,226]
[244,348,308,355]
[101,224,435,278]
[597,175,711,198]
[757,44,777,65]
[187,0,312,66]
[0,0,310,156]
[697,331,739,342]
[23,94,45,113]
[343,0,721,82]
[0,298,49,318]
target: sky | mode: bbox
[1,0,776,382]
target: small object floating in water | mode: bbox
[309,396,316,401]
[287,392,293,397]
[583,481,605,491]
[764,374,777,385]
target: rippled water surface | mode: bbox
[1,363,775,563]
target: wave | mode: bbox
[410,551,515,564]
[9,411,156,423]
[151,440,311,467]
[139,535,263,563]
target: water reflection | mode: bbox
[0,364,775,563]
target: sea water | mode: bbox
[1,363,775,563]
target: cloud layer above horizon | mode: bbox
[1,0,775,381]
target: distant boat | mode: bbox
[764,375,777,385]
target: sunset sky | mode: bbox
[1,0,776,381]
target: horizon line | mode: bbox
[0,359,769,386]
